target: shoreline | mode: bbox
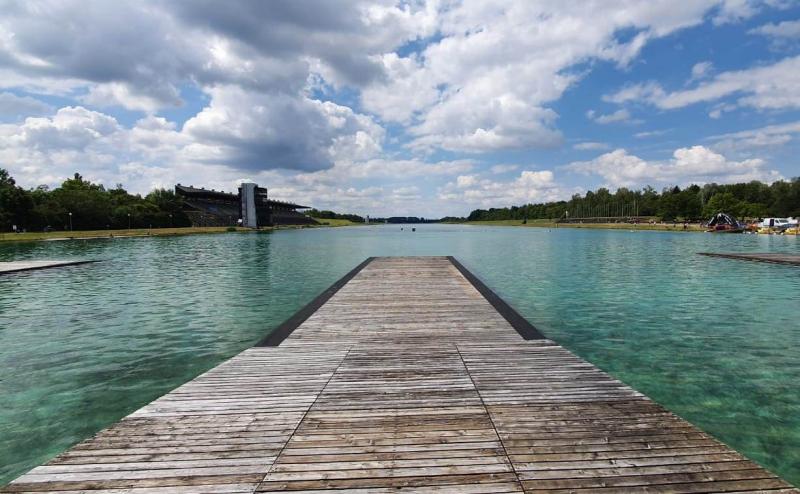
[452,219,707,232]
[10,219,793,242]
[0,221,362,244]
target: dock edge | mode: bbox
[447,256,544,340]
[256,257,376,346]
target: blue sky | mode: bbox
[1,1,799,217]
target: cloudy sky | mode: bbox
[1,0,799,217]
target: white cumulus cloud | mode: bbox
[439,169,572,209]
[363,1,736,153]
[749,19,800,38]
[606,55,800,115]
[565,145,783,187]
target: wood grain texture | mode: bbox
[3,256,795,493]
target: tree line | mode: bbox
[1,169,191,232]
[467,179,800,222]
[5,169,799,231]
[306,209,366,223]
[307,211,436,224]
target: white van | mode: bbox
[761,218,791,229]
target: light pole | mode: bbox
[127,213,131,230]
[169,214,173,228]
[68,212,73,231]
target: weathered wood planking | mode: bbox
[698,252,800,266]
[2,256,796,493]
[283,257,530,345]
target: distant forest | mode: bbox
[306,209,366,223]
[466,179,800,222]
[0,168,190,231]
[307,210,435,224]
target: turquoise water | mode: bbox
[1,225,798,485]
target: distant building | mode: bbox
[175,184,315,227]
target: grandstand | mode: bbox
[175,184,317,227]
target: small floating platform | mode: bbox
[699,252,800,266]
[2,257,796,493]
[0,260,97,275]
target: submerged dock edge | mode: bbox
[447,256,544,340]
[0,260,99,275]
[256,256,376,346]
[698,252,800,266]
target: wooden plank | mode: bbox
[2,256,796,493]
[255,342,523,492]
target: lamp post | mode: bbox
[127,213,131,230]
[68,212,73,231]
[169,214,173,228]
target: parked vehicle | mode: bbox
[759,218,792,234]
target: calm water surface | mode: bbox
[1,225,799,485]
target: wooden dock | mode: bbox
[698,252,800,266]
[0,260,97,275]
[2,256,796,493]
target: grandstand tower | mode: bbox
[175,184,316,227]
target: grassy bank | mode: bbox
[457,219,706,232]
[1,218,702,243]
[309,218,363,227]
[0,226,257,243]
[0,219,366,243]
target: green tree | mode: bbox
[769,179,800,217]
[657,186,681,220]
[703,192,742,217]
[49,173,111,230]
[0,168,34,231]
[143,188,190,227]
